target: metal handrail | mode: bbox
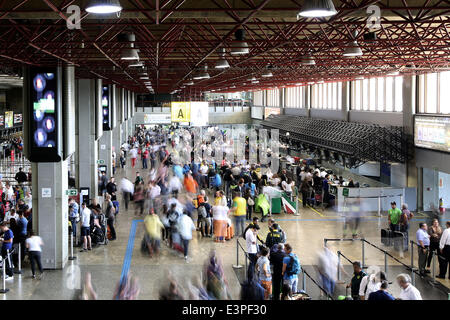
[302,268,334,300]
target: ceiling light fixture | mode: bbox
[301,54,316,65]
[297,0,337,18]
[119,33,140,60]
[230,29,249,55]
[86,0,122,14]
[261,66,273,78]
[343,31,363,57]
[215,47,230,69]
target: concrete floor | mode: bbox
[1,163,449,300]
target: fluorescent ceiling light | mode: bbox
[140,76,149,80]
[129,61,143,67]
[186,81,194,85]
[86,0,122,14]
[297,0,337,18]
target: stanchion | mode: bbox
[384,250,388,279]
[337,251,341,281]
[361,240,365,269]
[69,233,77,260]
[0,257,9,294]
[430,253,438,285]
[244,254,248,281]
[232,237,243,269]
[14,243,22,274]
[411,268,416,286]
[302,269,306,292]
[410,241,414,270]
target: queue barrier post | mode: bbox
[337,251,341,281]
[69,233,77,261]
[232,237,243,269]
[384,250,388,279]
[14,243,22,274]
[0,255,9,294]
[361,240,365,269]
[410,241,414,270]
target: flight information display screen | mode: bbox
[30,68,57,148]
[102,85,110,130]
[414,115,450,153]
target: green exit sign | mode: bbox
[342,188,349,197]
[66,189,78,196]
[97,159,105,165]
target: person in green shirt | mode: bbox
[388,201,402,232]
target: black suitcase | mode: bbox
[381,229,393,246]
[393,231,407,251]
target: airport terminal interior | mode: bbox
[0,0,450,304]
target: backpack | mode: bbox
[198,205,207,219]
[286,253,300,277]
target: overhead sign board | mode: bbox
[190,102,209,127]
[171,102,191,122]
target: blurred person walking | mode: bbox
[177,211,196,261]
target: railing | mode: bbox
[233,238,334,299]
[410,240,448,286]
[324,238,418,286]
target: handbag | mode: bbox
[247,197,255,206]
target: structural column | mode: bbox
[341,81,350,121]
[98,131,113,180]
[76,79,99,200]
[402,75,418,189]
[32,161,69,269]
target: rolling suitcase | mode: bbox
[393,231,407,251]
[381,229,393,246]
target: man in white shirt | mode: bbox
[80,203,92,252]
[177,212,196,261]
[245,224,259,281]
[438,220,450,279]
[396,273,422,300]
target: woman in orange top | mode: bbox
[183,172,198,195]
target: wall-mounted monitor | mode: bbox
[4,111,13,128]
[24,66,63,162]
[414,115,450,153]
[102,85,111,131]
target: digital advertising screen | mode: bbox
[264,107,281,119]
[0,115,4,127]
[30,68,57,148]
[414,115,450,153]
[14,113,22,124]
[102,85,111,130]
[4,111,13,128]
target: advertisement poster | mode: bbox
[0,115,4,127]
[144,113,171,124]
[4,111,13,128]
[171,102,191,122]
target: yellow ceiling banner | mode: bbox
[171,101,191,122]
